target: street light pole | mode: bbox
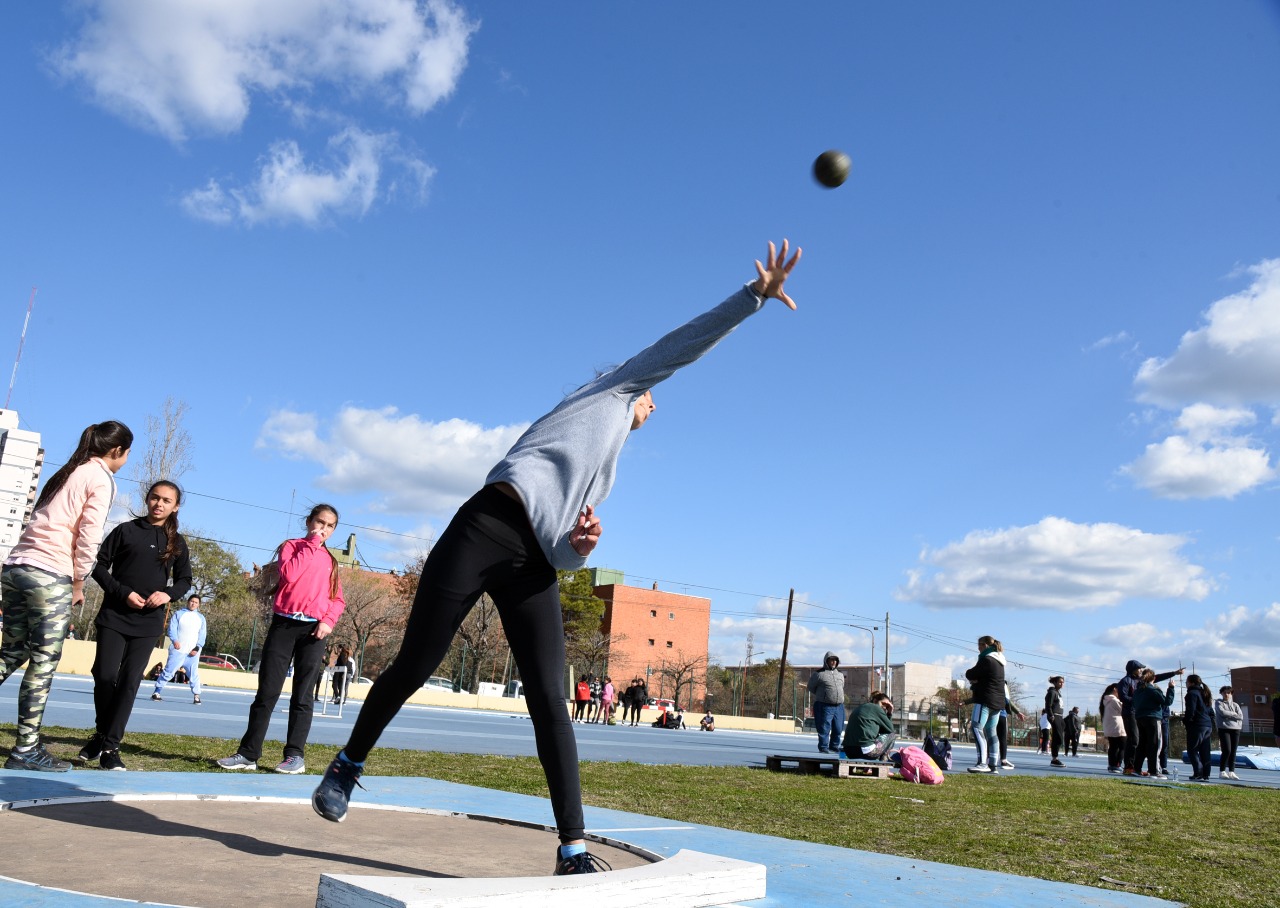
[846,624,878,698]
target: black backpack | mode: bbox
[922,732,953,771]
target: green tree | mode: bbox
[557,568,605,644]
[186,534,249,603]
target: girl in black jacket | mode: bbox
[965,635,1007,774]
[76,481,191,770]
[1183,674,1215,781]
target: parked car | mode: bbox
[215,653,244,670]
[422,675,455,692]
[198,655,238,670]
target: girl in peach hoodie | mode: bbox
[1,420,131,772]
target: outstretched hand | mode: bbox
[752,239,802,310]
[570,505,602,557]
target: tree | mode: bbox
[450,593,509,692]
[132,397,194,507]
[566,629,627,678]
[333,568,407,679]
[186,534,249,603]
[657,649,707,710]
[557,568,605,644]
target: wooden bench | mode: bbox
[765,754,894,779]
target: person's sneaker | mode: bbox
[1229,771,1241,780]
[1123,768,1136,775]
[4,743,71,772]
[99,749,127,771]
[75,733,106,765]
[193,695,202,705]
[1050,759,1065,767]
[151,693,163,701]
[216,753,257,771]
[1108,767,1124,774]
[552,851,612,875]
[274,755,306,774]
[967,764,993,773]
[1000,759,1015,769]
[312,755,364,822]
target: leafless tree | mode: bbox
[658,649,707,710]
[566,629,628,679]
[333,568,408,679]
[133,397,194,507]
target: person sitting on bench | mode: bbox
[841,691,897,761]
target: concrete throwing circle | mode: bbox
[0,795,658,908]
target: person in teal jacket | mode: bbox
[1130,669,1175,776]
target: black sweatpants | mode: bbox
[1136,716,1161,774]
[344,486,584,842]
[237,615,327,762]
[91,624,157,750]
[1049,715,1064,759]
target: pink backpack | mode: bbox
[896,745,944,785]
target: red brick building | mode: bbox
[1229,665,1280,733]
[592,569,710,709]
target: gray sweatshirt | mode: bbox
[807,652,845,705]
[1214,697,1243,731]
[486,285,767,570]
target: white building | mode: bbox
[0,409,43,563]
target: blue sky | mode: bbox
[3,2,1279,714]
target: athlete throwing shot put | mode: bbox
[312,239,802,875]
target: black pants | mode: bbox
[1065,730,1079,756]
[1049,715,1064,759]
[237,615,327,762]
[1107,735,1126,769]
[1122,711,1139,770]
[344,486,584,842]
[91,625,157,749]
[1136,716,1161,774]
[996,714,1008,761]
[1219,728,1239,772]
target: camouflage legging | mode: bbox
[0,564,73,748]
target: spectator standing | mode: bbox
[332,644,352,704]
[1118,660,1183,773]
[1038,709,1050,753]
[218,504,346,774]
[807,652,846,754]
[588,674,602,724]
[965,636,1006,774]
[1130,669,1175,777]
[1100,683,1126,773]
[631,677,648,726]
[573,675,590,723]
[1,421,131,772]
[151,595,206,705]
[1183,673,1215,782]
[1214,685,1242,780]
[1045,676,1066,768]
[1063,706,1082,757]
[601,676,615,725]
[997,695,1023,770]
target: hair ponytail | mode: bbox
[36,420,133,510]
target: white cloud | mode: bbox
[1090,622,1173,649]
[1084,331,1133,353]
[1121,432,1274,500]
[897,516,1213,610]
[182,128,431,226]
[256,405,527,515]
[1135,258,1280,408]
[54,0,479,142]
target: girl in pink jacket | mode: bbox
[218,503,345,774]
[1,420,132,772]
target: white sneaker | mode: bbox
[967,764,993,774]
[1000,759,1015,769]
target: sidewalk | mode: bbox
[0,769,1181,908]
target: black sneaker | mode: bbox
[552,851,612,876]
[151,693,163,701]
[76,733,106,764]
[1050,759,1065,767]
[99,749,127,771]
[193,695,202,705]
[4,743,71,772]
[312,755,365,822]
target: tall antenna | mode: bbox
[6,287,37,410]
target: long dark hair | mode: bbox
[1100,683,1119,718]
[36,421,133,510]
[1186,674,1211,708]
[138,480,183,563]
[307,503,342,600]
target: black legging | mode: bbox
[1107,735,1126,770]
[91,624,157,749]
[343,486,584,842]
[1122,711,1139,770]
[1136,716,1161,774]
[997,714,1009,761]
[1049,715,1064,759]
[1219,728,1239,773]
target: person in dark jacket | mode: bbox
[76,481,191,771]
[841,691,896,760]
[1044,676,1066,767]
[1063,705,1082,757]
[1183,673,1216,782]
[1130,669,1176,776]
[1118,659,1184,773]
[965,636,1007,774]
[807,651,846,754]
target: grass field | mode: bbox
[12,724,1277,908]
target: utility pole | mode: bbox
[6,287,36,409]
[774,588,794,718]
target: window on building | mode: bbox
[650,610,657,618]
[648,639,655,646]
[668,612,675,620]
[666,641,673,648]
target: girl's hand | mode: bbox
[570,505,602,556]
[314,621,334,640]
[145,591,172,608]
[751,239,803,310]
[127,591,148,609]
[72,580,85,607]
